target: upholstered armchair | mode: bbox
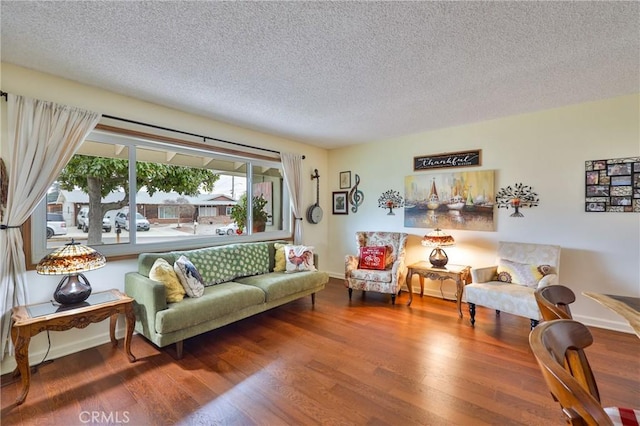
[466,241,561,329]
[345,231,408,304]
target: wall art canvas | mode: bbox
[404,170,495,231]
[585,156,640,212]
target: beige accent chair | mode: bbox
[345,231,408,304]
[466,241,561,329]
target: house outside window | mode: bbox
[32,126,290,262]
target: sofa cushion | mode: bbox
[465,281,540,319]
[234,271,327,302]
[348,268,392,283]
[149,258,185,303]
[497,258,547,287]
[174,255,205,298]
[284,245,316,273]
[155,282,266,334]
[139,253,178,277]
[173,242,270,286]
[274,243,286,272]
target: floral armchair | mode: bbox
[345,231,408,304]
[466,241,561,329]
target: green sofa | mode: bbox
[124,241,328,358]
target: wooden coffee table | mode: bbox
[10,289,136,405]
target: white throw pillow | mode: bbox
[174,255,205,297]
[284,245,316,273]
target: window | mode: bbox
[32,126,291,262]
[158,206,179,219]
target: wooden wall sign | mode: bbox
[414,150,482,171]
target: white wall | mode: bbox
[2,62,637,374]
[0,63,330,374]
[328,94,640,334]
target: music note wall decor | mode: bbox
[349,173,364,213]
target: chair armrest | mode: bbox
[471,266,498,283]
[345,255,359,276]
[536,274,559,288]
[392,258,408,289]
[124,272,167,338]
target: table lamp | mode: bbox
[421,228,455,268]
[36,239,106,305]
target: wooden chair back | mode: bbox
[529,320,610,425]
[535,285,576,321]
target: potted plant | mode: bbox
[230,194,269,233]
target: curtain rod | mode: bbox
[0,90,305,159]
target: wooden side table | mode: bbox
[406,261,471,317]
[10,289,136,405]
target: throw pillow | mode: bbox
[358,246,388,270]
[274,243,286,272]
[174,255,205,298]
[172,243,269,286]
[496,259,548,287]
[149,258,185,303]
[284,245,316,273]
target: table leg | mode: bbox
[123,303,137,363]
[455,278,463,318]
[419,275,425,297]
[11,326,31,405]
[406,269,414,306]
[109,314,118,346]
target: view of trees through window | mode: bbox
[42,132,286,251]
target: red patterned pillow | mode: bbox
[603,407,640,426]
[359,246,388,270]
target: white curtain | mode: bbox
[0,94,101,360]
[281,152,304,244]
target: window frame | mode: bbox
[30,126,292,264]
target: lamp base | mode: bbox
[54,273,92,305]
[429,248,449,268]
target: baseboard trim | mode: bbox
[573,314,634,335]
[1,327,127,376]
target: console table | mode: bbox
[10,289,136,405]
[406,262,471,317]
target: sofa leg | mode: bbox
[348,288,353,300]
[530,319,539,330]
[391,294,396,305]
[311,293,316,305]
[175,340,184,359]
[469,303,476,326]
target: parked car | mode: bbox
[46,213,67,239]
[77,208,112,232]
[215,222,240,235]
[115,211,150,231]
[76,207,89,229]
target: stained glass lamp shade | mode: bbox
[36,240,106,305]
[421,228,455,268]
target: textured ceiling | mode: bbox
[1,1,639,149]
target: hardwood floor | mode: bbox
[2,277,638,425]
